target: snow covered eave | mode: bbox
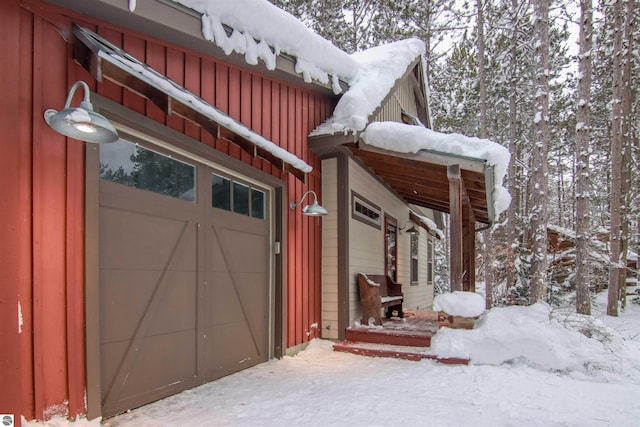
[74,25,312,180]
[410,210,445,240]
[170,0,357,91]
[45,0,347,95]
[310,39,427,137]
[352,122,512,227]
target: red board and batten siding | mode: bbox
[0,0,24,425]
[4,0,334,421]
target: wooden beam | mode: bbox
[448,164,463,292]
[103,62,171,114]
[351,147,488,192]
[73,33,308,182]
[73,34,103,82]
[462,202,476,292]
[349,145,492,224]
[171,98,221,137]
[409,71,427,110]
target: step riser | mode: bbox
[333,344,426,361]
[345,329,431,347]
[333,343,469,365]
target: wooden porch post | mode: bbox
[448,165,463,292]
[462,202,476,292]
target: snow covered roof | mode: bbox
[136,2,424,127]
[411,210,445,240]
[127,1,425,135]
[123,0,510,223]
[361,122,511,218]
[310,39,426,136]
[167,0,357,91]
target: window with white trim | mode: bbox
[427,236,434,283]
[410,232,419,285]
[351,191,381,229]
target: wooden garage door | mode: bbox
[98,139,271,417]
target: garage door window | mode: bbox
[212,173,266,220]
[212,174,231,210]
[100,139,195,201]
[233,182,250,215]
[251,189,265,219]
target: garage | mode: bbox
[97,134,273,417]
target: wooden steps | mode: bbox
[344,324,433,347]
[333,341,469,364]
[333,311,469,365]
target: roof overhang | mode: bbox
[44,0,344,95]
[72,25,310,181]
[345,141,495,226]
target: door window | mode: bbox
[385,216,397,281]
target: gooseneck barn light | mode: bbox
[400,220,420,235]
[44,81,119,143]
[290,190,328,216]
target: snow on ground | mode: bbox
[26,291,640,427]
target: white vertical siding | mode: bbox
[320,157,339,339]
[346,158,434,325]
[320,72,434,330]
[372,77,419,123]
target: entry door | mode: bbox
[385,216,398,281]
[98,139,271,417]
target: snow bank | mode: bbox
[360,122,511,216]
[433,291,485,317]
[431,303,640,378]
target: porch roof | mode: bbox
[73,25,311,181]
[349,122,511,226]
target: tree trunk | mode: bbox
[529,0,550,303]
[607,0,624,316]
[477,0,492,308]
[618,0,635,311]
[575,0,593,315]
[505,0,520,304]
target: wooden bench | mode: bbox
[357,273,404,325]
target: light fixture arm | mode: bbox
[63,81,93,111]
[290,190,319,210]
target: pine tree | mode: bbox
[575,0,593,315]
[607,0,624,316]
[529,0,551,303]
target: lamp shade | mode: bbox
[290,190,328,216]
[405,224,420,235]
[302,200,328,216]
[44,81,119,143]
